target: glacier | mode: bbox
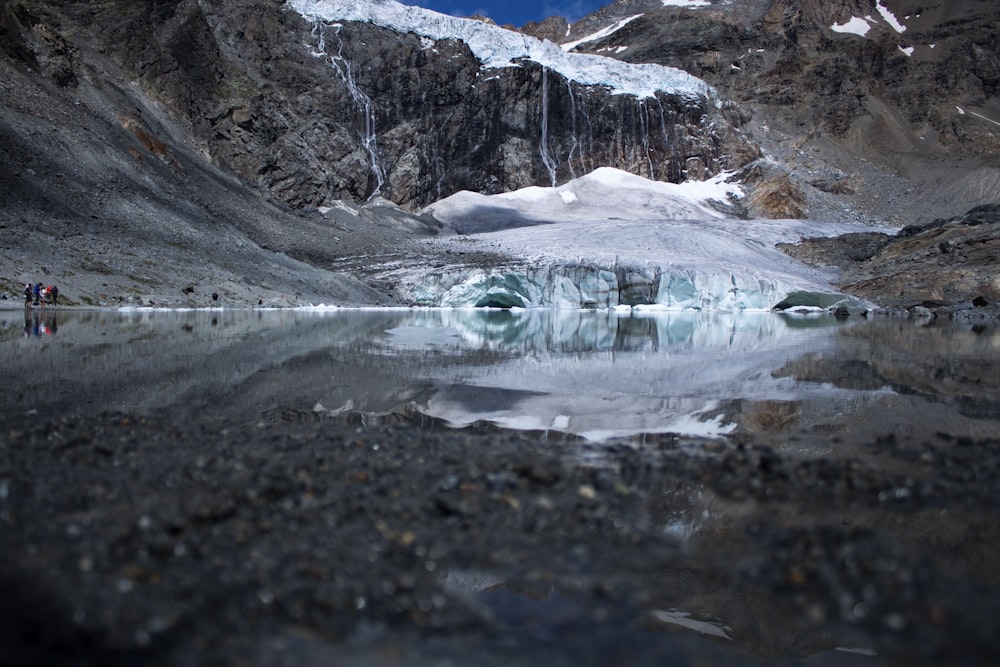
[287,0,710,99]
[285,1,883,312]
[391,168,879,312]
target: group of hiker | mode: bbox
[24,282,58,308]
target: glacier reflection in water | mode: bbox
[381,309,857,440]
[3,308,999,444]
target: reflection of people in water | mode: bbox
[23,311,58,337]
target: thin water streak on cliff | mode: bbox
[564,78,579,180]
[312,21,386,200]
[540,68,558,187]
[639,98,654,180]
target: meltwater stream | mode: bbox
[4,308,1000,446]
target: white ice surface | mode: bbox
[409,168,884,310]
[423,167,743,231]
[288,0,710,98]
[661,0,713,7]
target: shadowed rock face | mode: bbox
[4,0,758,212]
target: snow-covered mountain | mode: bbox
[1,0,997,311]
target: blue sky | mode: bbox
[407,1,609,26]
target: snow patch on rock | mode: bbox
[562,14,644,52]
[661,0,713,7]
[831,16,873,37]
[876,1,907,33]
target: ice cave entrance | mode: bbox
[467,274,531,308]
[475,297,525,308]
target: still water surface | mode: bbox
[5,308,1000,446]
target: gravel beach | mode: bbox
[2,407,998,666]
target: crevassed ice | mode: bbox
[403,264,863,312]
[409,167,875,312]
[287,0,710,98]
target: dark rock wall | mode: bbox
[309,21,756,208]
[210,7,758,210]
[1,0,758,211]
[837,204,1000,308]
[0,1,78,86]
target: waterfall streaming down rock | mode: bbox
[539,69,559,187]
[638,99,654,180]
[220,2,762,209]
[311,21,386,200]
[564,78,579,180]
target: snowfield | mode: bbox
[422,168,744,232]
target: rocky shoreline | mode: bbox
[2,410,998,666]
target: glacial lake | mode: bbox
[4,307,1000,448]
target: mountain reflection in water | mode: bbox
[2,308,998,445]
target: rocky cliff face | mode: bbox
[0,0,445,307]
[1,0,758,213]
[576,0,999,148]
[275,15,756,209]
[9,0,994,222]
[5,0,997,217]
[563,0,1000,223]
